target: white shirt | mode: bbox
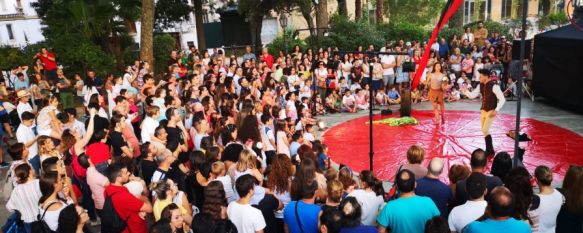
[16,102,32,120]
[37,106,58,134]
[6,179,42,223]
[216,175,236,203]
[227,201,266,233]
[463,32,475,43]
[381,55,396,76]
[122,73,132,88]
[431,42,440,51]
[537,189,564,233]
[347,189,385,226]
[16,124,38,158]
[448,200,488,232]
[465,82,506,111]
[287,75,300,92]
[303,132,315,142]
[342,95,356,105]
[141,117,159,143]
[261,125,276,151]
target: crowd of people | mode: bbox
[0,22,580,233]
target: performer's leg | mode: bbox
[482,110,496,156]
[439,100,445,124]
[432,102,439,124]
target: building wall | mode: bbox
[0,0,45,47]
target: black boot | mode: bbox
[485,135,495,157]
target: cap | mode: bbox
[16,90,30,99]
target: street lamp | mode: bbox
[279,13,289,55]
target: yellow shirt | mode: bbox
[152,198,188,221]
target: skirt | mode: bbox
[428,89,444,105]
[396,67,410,83]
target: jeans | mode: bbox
[28,155,40,175]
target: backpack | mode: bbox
[30,201,59,233]
[101,192,129,233]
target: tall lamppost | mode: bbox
[279,13,289,55]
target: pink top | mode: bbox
[86,166,108,209]
[122,123,141,157]
[355,94,367,105]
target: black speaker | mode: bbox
[512,39,532,60]
[400,89,412,117]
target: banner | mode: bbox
[411,0,464,90]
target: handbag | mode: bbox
[386,165,403,201]
[402,61,416,72]
[2,211,25,233]
[31,201,59,233]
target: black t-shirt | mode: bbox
[253,194,280,233]
[140,159,157,187]
[109,131,128,157]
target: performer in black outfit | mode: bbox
[463,69,506,156]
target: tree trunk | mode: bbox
[315,0,328,38]
[140,0,154,73]
[253,16,263,55]
[299,0,315,38]
[338,0,348,17]
[449,4,464,28]
[355,0,362,20]
[193,0,206,50]
[376,0,383,23]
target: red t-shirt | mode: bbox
[86,142,110,165]
[264,53,274,69]
[38,52,57,71]
[71,147,87,178]
[104,185,146,233]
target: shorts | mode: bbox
[428,89,444,105]
[372,79,383,91]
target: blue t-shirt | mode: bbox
[283,200,320,233]
[415,177,452,217]
[340,225,378,233]
[464,218,531,233]
[376,195,440,233]
[318,153,328,170]
[290,141,301,156]
[387,90,399,100]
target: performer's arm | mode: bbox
[465,84,481,99]
[493,84,506,111]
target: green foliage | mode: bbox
[378,22,428,42]
[548,12,568,25]
[0,47,27,70]
[324,15,385,50]
[266,30,308,55]
[465,21,513,39]
[153,34,177,74]
[386,0,445,26]
[437,27,464,41]
[155,0,193,31]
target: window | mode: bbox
[6,24,14,40]
[502,0,512,19]
[463,0,475,25]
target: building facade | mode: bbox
[0,0,44,47]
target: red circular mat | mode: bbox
[321,110,583,184]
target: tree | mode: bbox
[141,0,155,73]
[193,0,206,51]
[239,0,278,54]
[315,0,329,38]
[355,0,362,20]
[449,6,464,28]
[155,0,192,31]
[376,0,384,23]
[386,0,445,26]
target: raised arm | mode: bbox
[74,108,96,152]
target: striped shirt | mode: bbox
[6,179,42,223]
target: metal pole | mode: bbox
[284,31,288,55]
[369,56,374,171]
[513,0,528,167]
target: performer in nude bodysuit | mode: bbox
[464,69,506,156]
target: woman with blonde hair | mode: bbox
[228,149,263,185]
[322,179,343,212]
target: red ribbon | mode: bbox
[411,0,463,90]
